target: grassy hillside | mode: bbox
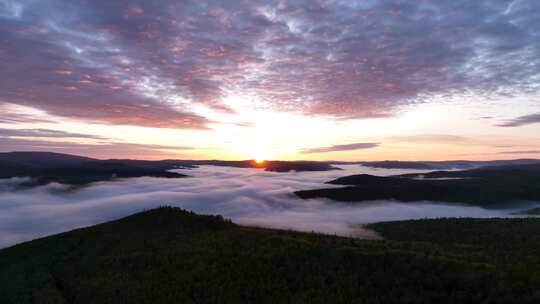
[2,207,540,303]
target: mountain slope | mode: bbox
[2,207,540,303]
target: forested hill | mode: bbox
[295,163,540,206]
[2,207,540,303]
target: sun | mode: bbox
[253,150,270,165]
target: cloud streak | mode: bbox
[497,113,540,127]
[301,142,379,154]
[0,137,193,159]
[0,128,108,140]
[498,150,540,155]
[388,134,474,144]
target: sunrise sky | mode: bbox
[1,0,539,160]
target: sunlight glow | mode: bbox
[253,149,271,163]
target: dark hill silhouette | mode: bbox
[0,152,187,186]
[0,152,341,187]
[295,163,540,206]
[0,151,96,167]
[264,161,340,172]
[358,159,540,170]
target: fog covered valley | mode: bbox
[2,163,538,249]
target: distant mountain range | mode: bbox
[355,159,540,170]
[0,151,340,172]
[0,152,188,187]
[0,152,339,187]
[2,151,540,188]
[0,151,94,166]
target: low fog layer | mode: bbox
[0,165,533,248]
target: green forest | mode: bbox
[2,207,540,303]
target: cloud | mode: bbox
[497,113,540,127]
[1,0,539,126]
[0,127,194,158]
[388,134,474,143]
[0,113,52,124]
[301,142,379,154]
[498,150,540,155]
[0,165,522,249]
[0,128,108,140]
[0,104,53,124]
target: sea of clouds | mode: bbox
[0,165,535,248]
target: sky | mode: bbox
[1,0,539,161]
